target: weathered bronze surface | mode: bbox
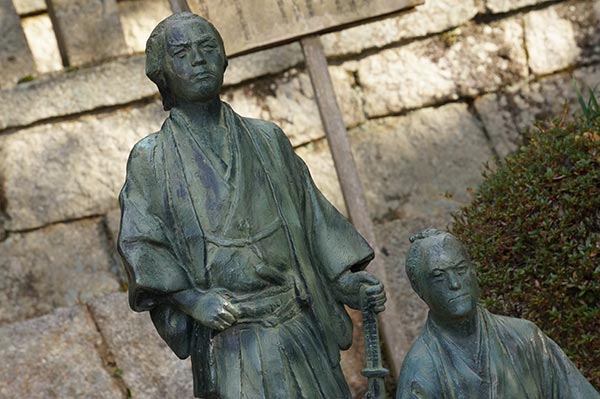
[397,228,600,399]
[118,13,386,398]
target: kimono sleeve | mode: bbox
[396,338,441,399]
[273,125,374,280]
[118,137,191,312]
[532,326,600,398]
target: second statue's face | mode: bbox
[418,237,480,320]
[163,18,226,104]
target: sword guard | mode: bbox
[361,367,389,378]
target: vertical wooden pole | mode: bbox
[168,0,191,13]
[301,35,402,377]
[300,37,375,244]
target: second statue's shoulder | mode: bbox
[131,132,160,155]
[126,132,161,170]
[244,117,285,138]
[242,117,295,156]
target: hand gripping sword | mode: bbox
[360,287,389,399]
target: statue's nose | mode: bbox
[191,47,206,66]
[447,272,462,290]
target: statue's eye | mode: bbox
[203,43,217,52]
[174,50,187,58]
[457,266,467,274]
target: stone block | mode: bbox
[224,43,304,87]
[321,0,479,57]
[525,5,575,74]
[0,218,120,325]
[573,63,600,93]
[525,0,600,75]
[104,208,121,247]
[0,306,123,398]
[12,0,46,15]
[0,0,36,89]
[295,140,346,216]
[118,0,171,54]
[89,292,194,399]
[0,101,167,231]
[47,0,127,66]
[483,0,552,13]
[224,70,322,147]
[350,102,493,221]
[357,18,528,118]
[21,14,63,73]
[475,63,600,158]
[0,55,156,131]
[224,66,365,147]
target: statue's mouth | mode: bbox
[449,293,469,302]
[192,72,214,80]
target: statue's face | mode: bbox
[417,237,480,320]
[163,18,226,104]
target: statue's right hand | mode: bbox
[191,290,241,331]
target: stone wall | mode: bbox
[1,0,599,397]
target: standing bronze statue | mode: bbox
[397,228,599,399]
[118,12,386,399]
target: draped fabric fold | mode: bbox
[118,102,374,398]
[397,306,600,399]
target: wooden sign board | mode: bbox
[187,0,423,56]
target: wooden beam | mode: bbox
[0,0,36,88]
[46,0,127,67]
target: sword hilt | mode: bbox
[360,286,388,399]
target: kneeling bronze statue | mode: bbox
[397,228,599,399]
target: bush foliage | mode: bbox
[451,106,600,387]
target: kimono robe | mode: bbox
[118,102,374,398]
[397,306,599,399]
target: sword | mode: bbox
[360,287,388,399]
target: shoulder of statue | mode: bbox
[127,132,160,172]
[398,336,439,396]
[244,117,285,139]
[132,132,159,156]
[484,308,541,340]
[243,117,295,156]
[402,334,436,372]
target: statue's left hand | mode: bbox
[333,271,386,313]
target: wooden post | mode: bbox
[168,0,191,13]
[300,37,375,246]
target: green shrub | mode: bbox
[451,103,600,388]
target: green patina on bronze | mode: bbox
[118,12,386,399]
[397,229,600,399]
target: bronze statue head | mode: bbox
[145,12,228,110]
[406,229,480,321]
